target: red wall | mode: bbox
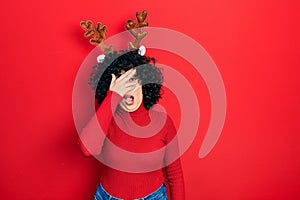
[1,0,300,199]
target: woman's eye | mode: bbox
[129,77,137,81]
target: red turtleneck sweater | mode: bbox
[78,91,185,199]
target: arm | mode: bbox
[77,91,122,156]
[78,68,139,156]
[164,116,185,200]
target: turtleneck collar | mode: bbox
[116,102,149,117]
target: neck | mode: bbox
[117,103,149,117]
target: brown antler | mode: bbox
[125,10,149,50]
[80,20,113,54]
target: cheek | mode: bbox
[134,87,143,101]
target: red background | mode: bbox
[1,0,300,199]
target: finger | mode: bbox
[118,68,137,82]
[131,84,141,93]
[124,80,140,88]
[117,69,132,81]
[109,74,117,91]
[111,74,116,83]
[118,69,136,82]
[124,84,138,91]
[124,82,139,90]
[125,85,141,95]
[122,73,139,86]
[125,81,141,91]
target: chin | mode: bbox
[120,103,140,112]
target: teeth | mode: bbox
[124,95,134,104]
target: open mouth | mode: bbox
[123,94,134,105]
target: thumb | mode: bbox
[111,74,116,83]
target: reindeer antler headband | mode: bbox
[80,10,149,62]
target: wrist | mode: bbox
[109,89,124,98]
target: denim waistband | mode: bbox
[94,182,167,200]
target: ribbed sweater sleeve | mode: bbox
[78,91,122,156]
[164,116,185,200]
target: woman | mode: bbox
[78,50,185,200]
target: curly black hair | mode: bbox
[88,50,163,110]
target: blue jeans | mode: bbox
[94,182,168,200]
